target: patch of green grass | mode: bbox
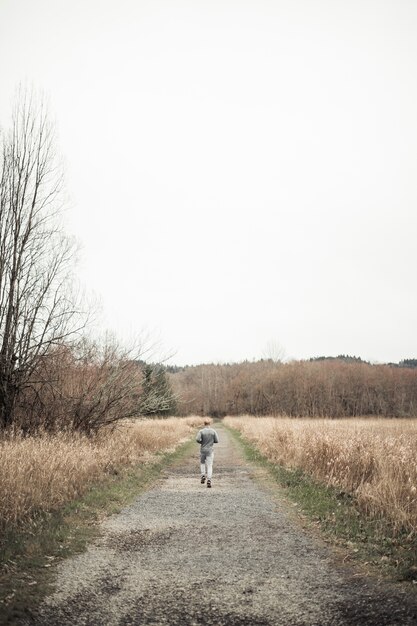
[0,437,195,624]
[226,424,417,585]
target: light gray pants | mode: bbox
[200,450,214,480]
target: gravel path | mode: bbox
[22,425,417,626]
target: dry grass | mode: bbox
[225,416,417,533]
[0,416,202,532]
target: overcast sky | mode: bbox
[1,0,416,365]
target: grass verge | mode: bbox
[0,436,195,624]
[225,424,417,586]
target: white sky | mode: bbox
[1,0,417,365]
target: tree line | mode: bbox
[169,358,417,418]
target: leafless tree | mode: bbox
[262,339,286,363]
[0,88,83,429]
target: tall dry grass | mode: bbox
[225,416,417,533]
[0,416,202,532]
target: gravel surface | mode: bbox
[21,425,417,626]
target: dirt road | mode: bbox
[22,425,417,625]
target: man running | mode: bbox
[196,418,219,488]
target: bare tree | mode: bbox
[262,339,286,363]
[0,88,83,429]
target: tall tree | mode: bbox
[0,89,81,428]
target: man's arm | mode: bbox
[196,430,202,444]
[214,431,219,443]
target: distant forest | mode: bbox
[167,356,417,418]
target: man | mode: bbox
[196,418,219,488]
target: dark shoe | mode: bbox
[207,479,212,488]
[201,475,206,484]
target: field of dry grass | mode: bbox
[0,416,202,532]
[224,416,417,533]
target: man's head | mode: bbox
[203,418,212,426]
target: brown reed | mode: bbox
[0,416,202,532]
[225,416,417,533]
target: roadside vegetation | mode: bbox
[225,416,417,581]
[0,416,200,534]
[0,416,201,622]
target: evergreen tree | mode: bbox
[139,364,177,416]
[399,359,417,369]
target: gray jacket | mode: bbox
[196,427,219,453]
